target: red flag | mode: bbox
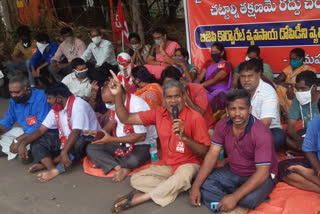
[114,0,130,45]
[109,0,117,49]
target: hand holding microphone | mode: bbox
[172,106,181,137]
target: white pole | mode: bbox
[122,31,124,52]
[183,0,192,64]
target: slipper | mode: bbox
[112,190,138,213]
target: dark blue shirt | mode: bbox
[303,115,320,159]
[0,88,51,134]
[29,42,59,67]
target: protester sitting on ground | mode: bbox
[163,47,196,82]
[18,83,101,182]
[62,58,91,101]
[131,66,162,109]
[5,25,37,87]
[160,66,214,138]
[86,85,158,183]
[144,27,181,79]
[81,28,117,68]
[190,89,278,213]
[0,76,50,160]
[116,53,136,94]
[231,45,274,88]
[274,48,316,118]
[239,58,285,150]
[108,72,211,212]
[278,115,320,194]
[50,27,86,81]
[29,32,59,86]
[286,70,320,154]
[195,42,233,115]
[128,33,151,66]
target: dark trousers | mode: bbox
[86,143,150,174]
[31,132,92,163]
[271,127,285,151]
[201,166,276,211]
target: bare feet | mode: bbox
[288,165,315,178]
[112,168,131,183]
[37,168,60,182]
[221,206,248,214]
[29,164,46,173]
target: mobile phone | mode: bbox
[210,202,219,212]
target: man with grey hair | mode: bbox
[0,76,51,161]
[107,71,211,212]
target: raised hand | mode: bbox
[108,70,122,96]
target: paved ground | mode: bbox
[0,97,212,214]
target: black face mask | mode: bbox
[12,93,30,104]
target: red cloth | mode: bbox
[187,83,214,129]
[114,0,129,44]
[138,106,211,172]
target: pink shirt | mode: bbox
[51,38,87,62]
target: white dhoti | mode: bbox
[0,127,24,160]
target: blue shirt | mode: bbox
[29,42,59,67]
[302,115,320,159]
[0,89,51,134]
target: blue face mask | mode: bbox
[290,59,302,69]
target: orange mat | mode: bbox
[82,156,152,177]
[249,182,320,214]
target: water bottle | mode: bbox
[216,148,224,167]
[150,143,159,163]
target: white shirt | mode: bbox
[251,79,282,129]
[62,73,92,98]
[115,94,158,146]
[80,39,117,66]
[43,97,101,138]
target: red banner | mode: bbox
[184,0,320,73]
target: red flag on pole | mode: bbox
[109,0,117,51]
[114,0,130,45]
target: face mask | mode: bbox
[131,44,139,51]
[154,37,163,45]
[36,42,49,54]
[119,64,132,77]
[75,69,88,79]
[296,86,313,105]
[105,103,115,111]
[245,56,251,61]
[12,93,30,104]
[52,103,63,112]
[211,53,222,63]
[290,59,303,70]
[91,36,102,45]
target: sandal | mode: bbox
[111,190,138,213]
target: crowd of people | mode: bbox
[0,25,320,214]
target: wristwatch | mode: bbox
[13,139,19,144]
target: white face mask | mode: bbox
[154,37,163,45]
[91,36,102,45]
[296,86,313,105]
[118,64,132,77]
[36,42,49,54]
[105,103,115,111]
[245,56,251,61]
[131,44,139,51]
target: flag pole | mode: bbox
[122,31,124,52]
[109,0,117,55]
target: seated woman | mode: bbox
[144,27,181,79]
[128,33,151,66]
[278,115,320,194]
[131,66,162,110]
[274,48,316,118]
[195,42,233,114]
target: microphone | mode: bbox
[172,106,180,136]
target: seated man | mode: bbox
[160,66,214,138]
[278,115,320,194]
[29,32,59,85]
[81,28,117,68]
[18,83,101,182]
[5,25,37,86]
[190,89,278,213]
[62,58,91,101]
[86,85,157,182]
[0,76,50,160]
[50,27,87,81]
[239,58,285,150]
[116,52,136,94]
[286,70,319,153]
[108,71,211,212]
